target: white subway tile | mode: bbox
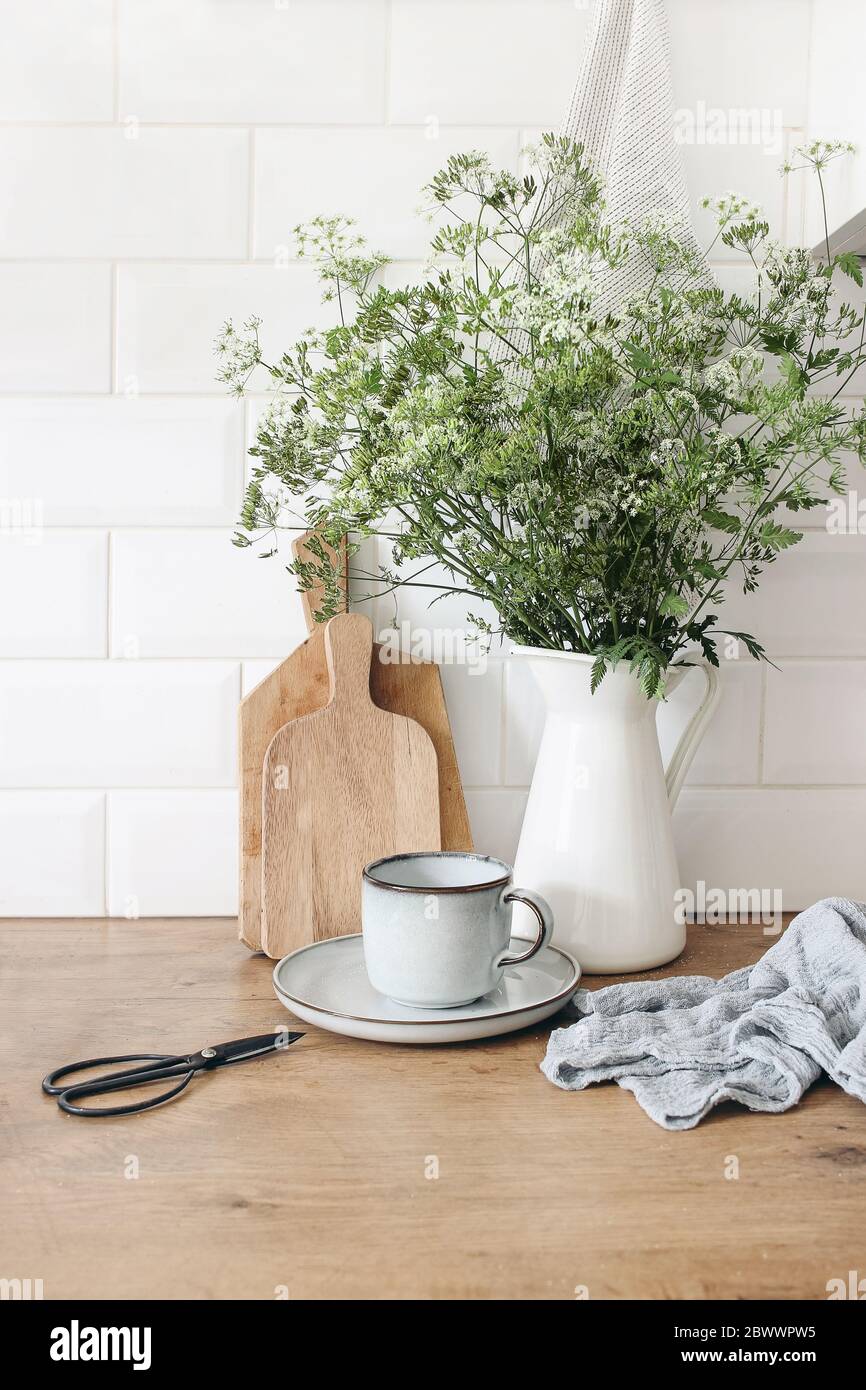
[0,129,248,259]
[107,790,238,917]
[389,1,590,125]
[242,659,283,695]
[0,531,107,656]
[0,398,243,526]
[764,661,866,784]
[378,261,432,292]
[721,532,866,657]
[0,1,113,120]
[683,141,787,261]
[0,791,105,916]
[111,530,307,658]
[464,788,528,866]
[811,276,866,396]
[658,661,762,786]
[775,450,865,532]
[0,662,239,788]
[438,659,503,787]
[674,788,866,907]
[0,264,111,393]
[668,0,811,126]
[367,544,499,645]
[254,127,521,261]
[118,0,386,123]
[116,263,324,393]
[783,126,808,247]
[805,11,866,243]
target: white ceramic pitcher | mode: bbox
[510,648,720,974]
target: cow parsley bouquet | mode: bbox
[217,135,865,695]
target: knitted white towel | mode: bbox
[557,0,712,313]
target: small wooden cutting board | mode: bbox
[238,532,472,952]
[260,613,441,958]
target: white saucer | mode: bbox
[272,934,581,1044]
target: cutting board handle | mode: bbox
[325,612,375,709]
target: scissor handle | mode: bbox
[42,1052,181,1096]
[57,1067,196,1117]
[42,1032,303,1117]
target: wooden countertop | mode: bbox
[3,917,865,1301]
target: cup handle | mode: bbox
[496,889,554,969]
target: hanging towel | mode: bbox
[554,0,713,314]
[495,0,712,371]
[541,898,866,1130]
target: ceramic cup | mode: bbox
[361,851,554,1008]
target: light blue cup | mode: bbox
[362,851,554,1009]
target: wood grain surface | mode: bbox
[261,613,440,957]
[4,914,866,1301]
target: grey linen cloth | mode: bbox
[541,897,866,1130]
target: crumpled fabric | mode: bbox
[541,898,866,1129]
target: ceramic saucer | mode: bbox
[273,934,581,1044]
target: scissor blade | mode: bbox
[204,1032,304,1068]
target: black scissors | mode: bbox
[42,1031,304,1117]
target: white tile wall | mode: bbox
[0,399,244,525]
[683,142,787,261]
[115,264,325,393]
[0,662,238,788]
[804,1,866,245]
[110,530,307,657]
[241,659,282,696]
[0,531,107,656]
[675,789,866,908]
[0,792,105,917]
[0,128,249,260]
[367,545,500,639]
[763,662,866,784]
[107,790,238,917]
[659,662,763,786]
[388,1,591,126]
[117,0,388,124]
[0,1,114,122]
[438,660,504,788]
[0,0,859,914]
[0,265,111,392]
[464,788,528,867]
[721,532,866,658]
[254,127,521,261]
[667,0,812,125]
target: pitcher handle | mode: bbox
[665,660,721,808]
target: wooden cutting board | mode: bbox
[238,533,472,951]
[261,613,441,958]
